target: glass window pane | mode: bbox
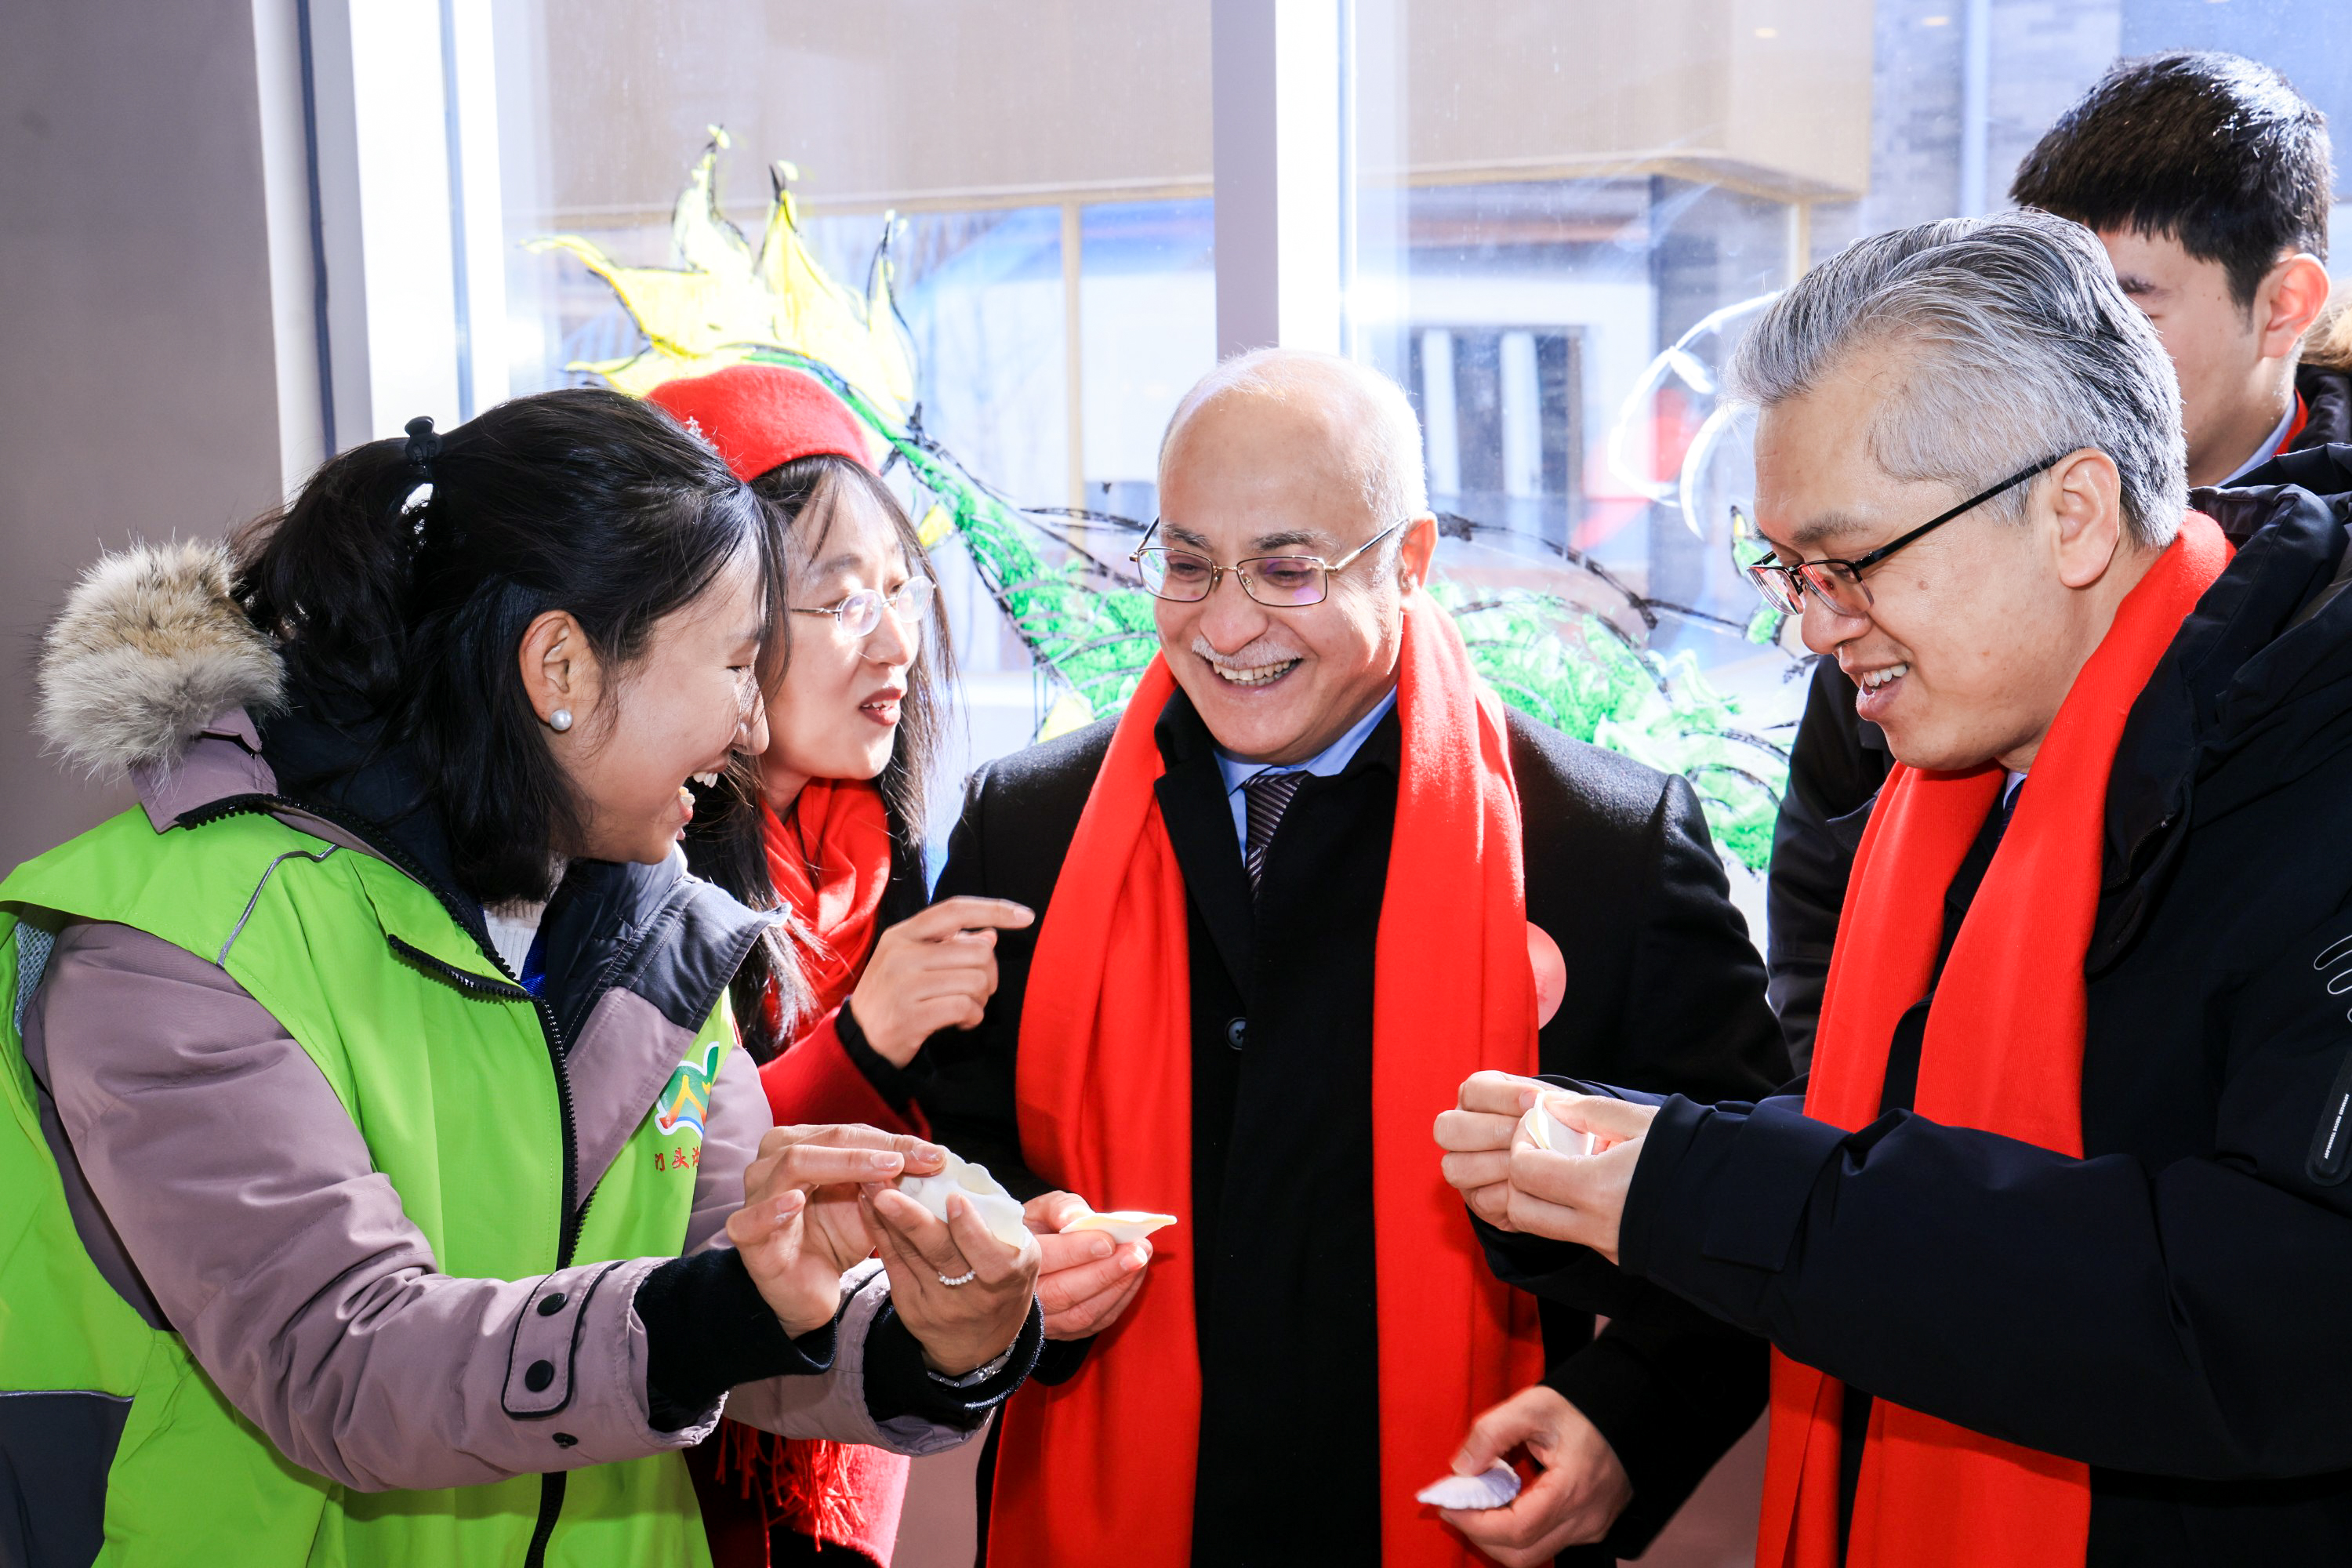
[485,0,1211,810]
[1354,0,2352,920]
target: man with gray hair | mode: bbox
[1769,53,2342,1064]
[1441,210,2352,1563]
[918,348,1788,1565]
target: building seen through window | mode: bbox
[485,0,2350,909]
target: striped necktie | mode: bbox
[1242,769,1305,894]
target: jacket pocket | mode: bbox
[2306,1047,2352,1185]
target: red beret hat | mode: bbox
[644,364,880,481]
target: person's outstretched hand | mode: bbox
[726,1123,946,1335]
[862,1185,1041,1375]
[1501,1092,1657,1262]
[1435,1071,1549,1230]
[849,897,1035,1065]
[1438,1384,1632,1566]
[1025,1191,1152,1341]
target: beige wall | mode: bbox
[0,0,288,869]
[1395,0,1875,197]
[1726,0,1877,197]
[511,0,1214,222]
[507,0,1870,226]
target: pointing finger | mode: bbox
[902,897,1036,941]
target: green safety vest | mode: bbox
[0,806,734,1565]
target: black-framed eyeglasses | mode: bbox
[790,576,936,639]
[1737,454,2072,618]
[1129,518,1411,608]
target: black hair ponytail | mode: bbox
[233,387,781,905]
[236,431,433,706]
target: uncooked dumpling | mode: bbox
[1520,1093,1596,1157]
[898,1149,1030,1249]
[1416,1462,1523,1511]
[1065,1210,1179,1245]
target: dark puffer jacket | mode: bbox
[1490,448,2352,1563]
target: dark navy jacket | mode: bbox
[1486,447,2352,1565]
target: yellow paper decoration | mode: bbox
[526,128,917,417]
[1036,690,1096,742]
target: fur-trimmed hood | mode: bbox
[38,541,285,781]
[30,538,776,1052]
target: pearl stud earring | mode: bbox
[549,708,573,732]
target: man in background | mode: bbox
[1768,49,2340,1060]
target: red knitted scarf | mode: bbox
[1759,514,2229,1568]
[713,778,906,1566]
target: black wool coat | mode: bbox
[1488,447,2352,1565]
[916,687,1788,1565]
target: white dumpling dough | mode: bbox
[1415,1462,1523,1511]
[1520,1094,1597,1157]
[1064,1210,1179,1245]
[896,1149,1031,1249]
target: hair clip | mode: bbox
[403,416,441,477]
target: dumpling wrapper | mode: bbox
[897,1150,1031,1250]
[1064,1210,1179,1245]
[1416,1461,1523,1511]
[1521,1094,1597,1158]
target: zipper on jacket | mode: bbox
[532,989,589,1264]
[189,797,588,1256]
[2309,1046,2352,1185]
[183,796,592,1564]
[522,1472,567,1568]
[379,933,584,1263]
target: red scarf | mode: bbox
[1759,514,2230,1568]
[989,597,1546,1568]
[762,777,893,1020]
[708,777,900,1567]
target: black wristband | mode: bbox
[862,1297,1044,1431]
[1030,1335,1093,1388]
[836,998,929,1112]
[635,1248,837,1432]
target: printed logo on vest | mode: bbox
[654,1040,724,1142]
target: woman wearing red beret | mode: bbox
[653,365,1033,1566]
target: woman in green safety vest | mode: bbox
[0,387,1043,1568]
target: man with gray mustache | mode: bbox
[915,349,1787,1566]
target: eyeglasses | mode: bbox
[790,577,935,639]
[1130,518,1411,608]
[1737,455,2070,619]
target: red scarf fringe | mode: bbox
[713,1425,869,1547]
